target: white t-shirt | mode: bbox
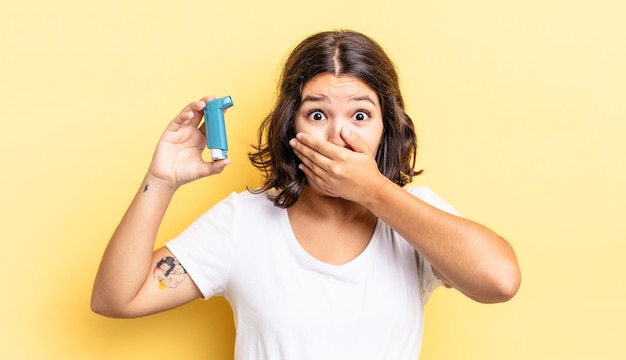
[166,186,459,360]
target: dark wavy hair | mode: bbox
[248,30,421,208]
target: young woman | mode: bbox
[92,30,520,359]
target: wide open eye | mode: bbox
[308,110,326,121]
[353,111,370,121]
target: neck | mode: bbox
[291,186,373,223]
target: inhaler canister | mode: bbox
[204,96,234,160]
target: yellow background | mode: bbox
[1,0,624,359]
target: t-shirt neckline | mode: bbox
[279,208,382,275]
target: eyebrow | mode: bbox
[350,95,377,105]
[301,95,329,103]
[300,94,377,105]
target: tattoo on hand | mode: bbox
[153,256,188,290]
[143,184,149,192]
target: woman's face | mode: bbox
[294,73,384,154]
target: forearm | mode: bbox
[363,178,520,303]
[91,173,177,312]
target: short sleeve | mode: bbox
[165,192,238,300]
[406,186,461,303]
[406,186,460,217]
[416,254,441,304]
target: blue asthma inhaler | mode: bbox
[204,96,234,160]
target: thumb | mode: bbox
[197,158,231,178]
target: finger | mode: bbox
[200,95,217,103]
[293,132,338,160]
[172,106,200,128]
[298,162,324,188]
[289,136,329,174]
[297,152,322,178]
[187,98,209,126]
[340,128,372,155]
[175,96,217,126]
[185,96,215,113]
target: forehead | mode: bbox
[301,73,379,105]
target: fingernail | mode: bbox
[289,139,297,147]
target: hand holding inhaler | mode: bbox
[204,96,234,160]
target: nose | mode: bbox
[327,118,350,147]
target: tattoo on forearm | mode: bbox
[153,256,188,290]
[143,184,149,192]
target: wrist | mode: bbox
[142,172,179,195]
[360,174,399,210]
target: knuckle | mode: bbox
[337,153,350,162]
[328,163,344,176]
